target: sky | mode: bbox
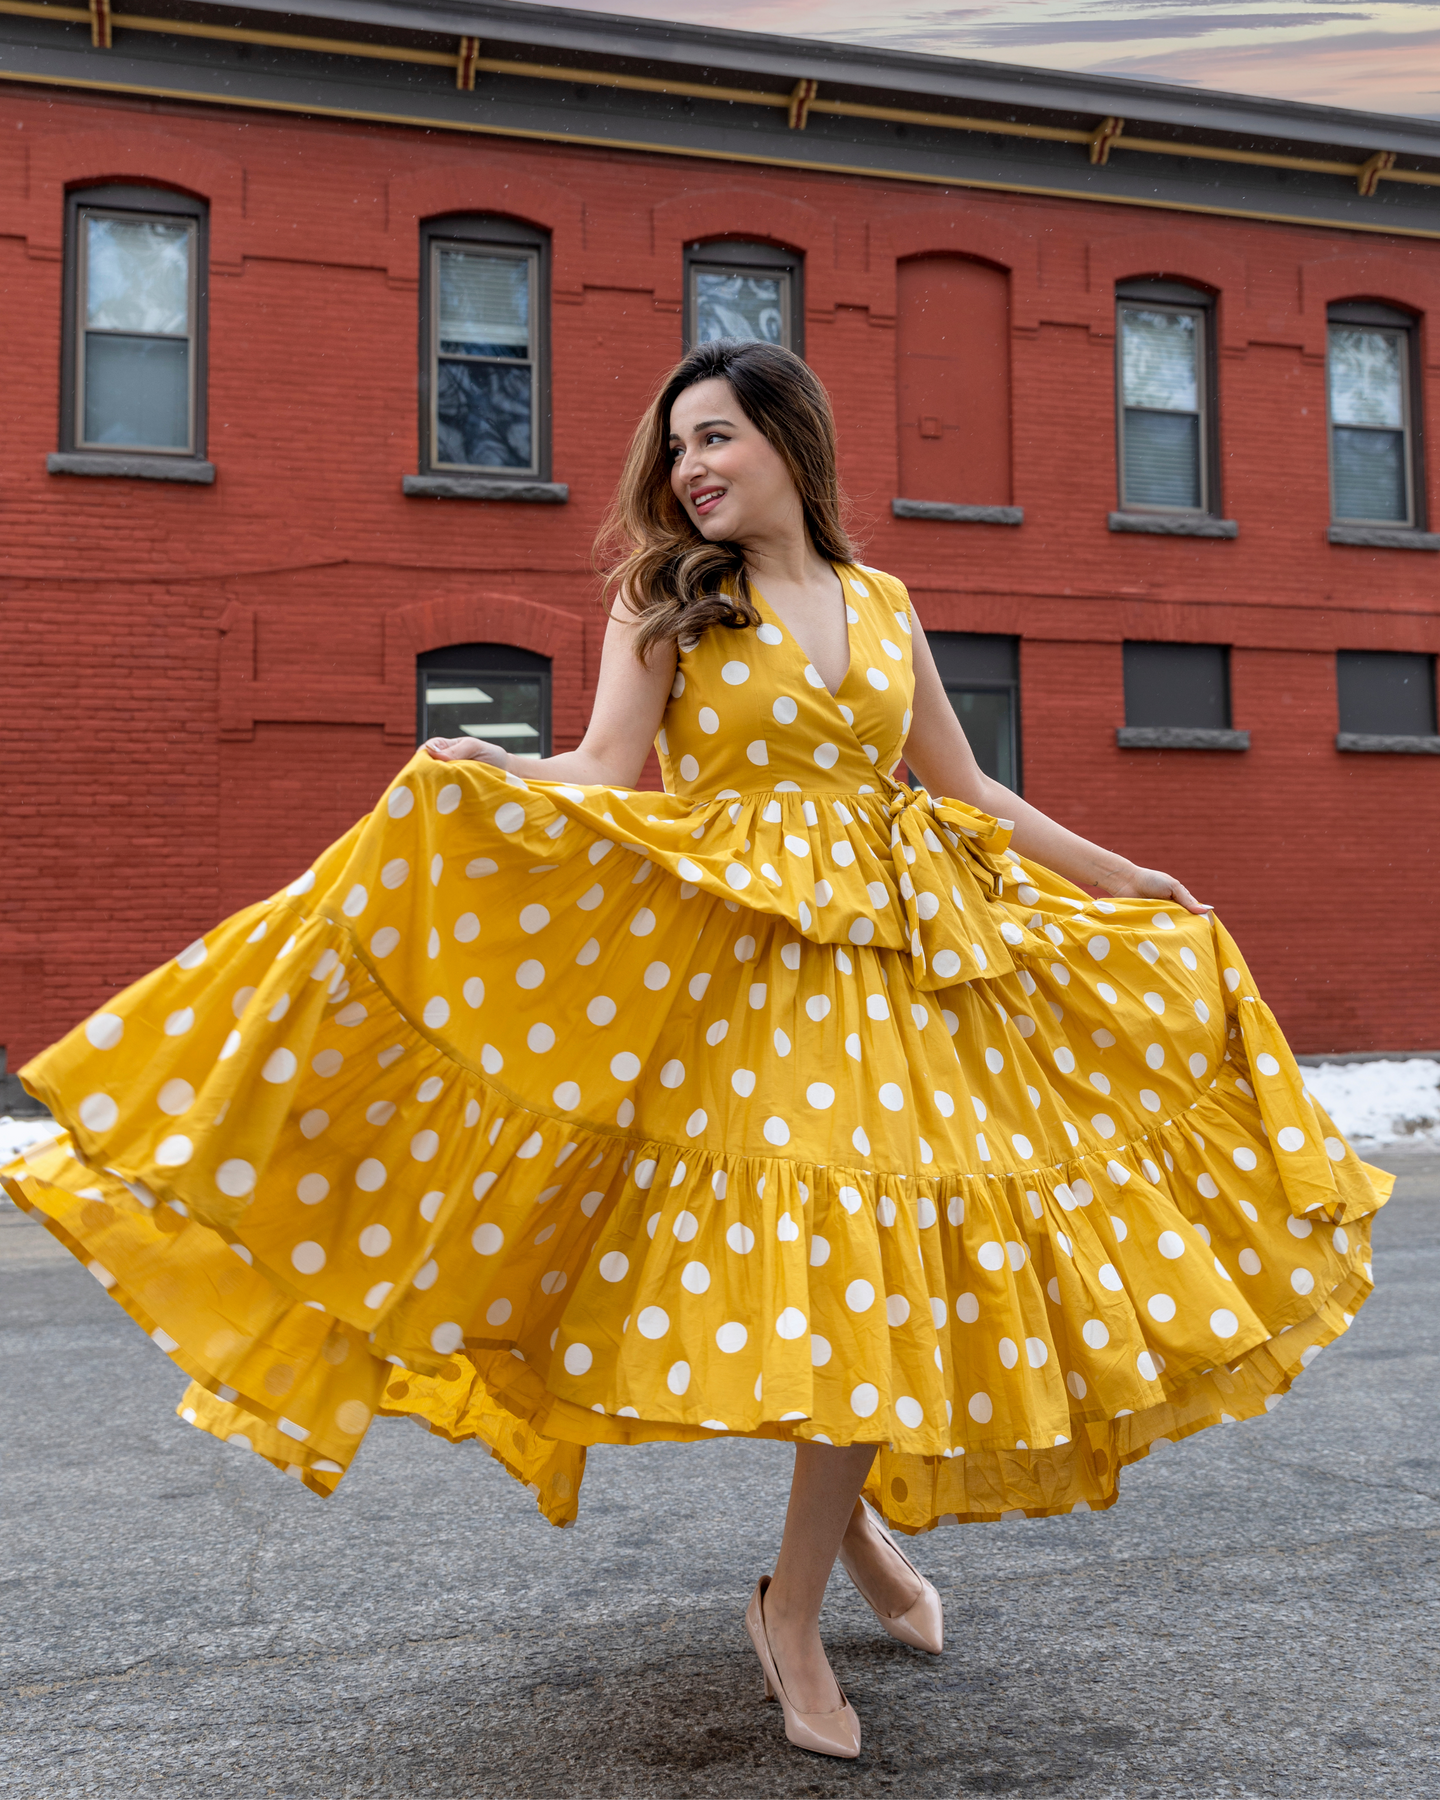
[537,1,1440,118]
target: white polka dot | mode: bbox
[850,1383,879,1418]
[1291,1267,1315,1295]
[155,1135,192,1167]
[681,1260,711,1294]
[967,1391,993,1423]
[472,1223,503,1255]
[977,1241,1005,1272]
[845,1279,875,1313]
[762,1116,790,1146]
[637,1306,669,1339]
[814,743,839,769]
[1136,1351,1159,1382]
[1210,1308,1238,1337]
[1147,1293,1177,1322]
[486,1298,512,1326]
[1256,1053,1281,1076]
[174,937,208,970]
[494,801,525,833]
[726,1222,755,1254]
[84,1012,125,1050]
[1157,1230,1186,1260]
[563,1342,593,1375]
[878,1082,904,1112]
[78,1092,118,1133]
[1277,1126,1306,1153]
[215,1158,256,1198]
[731,1069,756,1097]
[774,1307,807,1341]
[1097,1262,1123,1292]
[610,1052,641,1081]
[933,949,961,980]
[291,1241,325,1275]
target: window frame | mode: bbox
[1335,648,1437,737]
[419,213,552,482]
[60,182,208,460]
[1122,640,1232,730]
[1326,300,1424,530]
[683,239,804,356]
[926,631,1022,794]
[1114,278,1219,519]
[415,642,553,756]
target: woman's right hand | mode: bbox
[422,736,510,770]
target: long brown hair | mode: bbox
[596,339,858,661]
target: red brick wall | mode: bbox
[1,85,1437,1064]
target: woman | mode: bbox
[3,340,1388,1762]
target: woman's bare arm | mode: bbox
[424,603,677,789]
[903,616,1210,914]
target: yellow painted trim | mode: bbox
[2,61,1439,241]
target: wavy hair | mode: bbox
[596,338,857,661]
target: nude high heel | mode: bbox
[743,1577,862,1760]
[837,1501,944,1654]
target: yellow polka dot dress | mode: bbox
[2,565,1391,1532]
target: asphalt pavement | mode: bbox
[2,1147,1437,1799]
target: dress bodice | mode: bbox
[656,564,913,801]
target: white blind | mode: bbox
[438,249,530,350]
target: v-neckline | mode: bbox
[749,563,854,702]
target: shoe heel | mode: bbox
[762,1670,775,1700]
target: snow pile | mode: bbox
[1304,1059,1440,1147]
[0,1115,55,1166]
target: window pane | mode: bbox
[436,360,533,469]
[1329,326,1403,428]
[438,249,529,356]
[1123,642,1229,730]
[947,688,1013,789]
[423,671,546,749]
[1123,410,1201,509]
[1332,427,1407,522]
[83,334,189,448]
[695,271,785,345]
[1121,307,1197,411]
[85,215,190,335]
[1336,650,1436,736]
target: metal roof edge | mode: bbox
[185,0,1440,158]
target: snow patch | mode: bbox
[1303,1060,1440,1146]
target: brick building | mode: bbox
[1,0,1438,1091]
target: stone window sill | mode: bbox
[1109,512,1237,539]
[1328,524,1440,550]
[403,474,568,503]
[1336,733,1440,754]
[48,451,215,484]
[892,499,1023,525]
[1117,727,1250,751]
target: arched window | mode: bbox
[1115,277,1217,517]
[59,183,208,468]
[684,239,803,353]
[419,214,551,481]
[895,256,1011,507]
[417,643,551,755]
[1327,299,1423,530]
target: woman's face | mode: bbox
[668,376,800,544]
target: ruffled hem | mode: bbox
[3,934,1392,1529]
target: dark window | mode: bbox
[1328,301,1423,527]
[1336,650,1436,736]
[929,632,1021,791]
[1123,642,1230,729]
[684,240,803,354]
[896,256,1011,505]
[61,184,207,457]
[1115,279,1217,515]
[417,644,552,755]
[421,215,550,479]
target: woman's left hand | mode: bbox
[1104,863,1211,915]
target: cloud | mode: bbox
[508,0,1440,116]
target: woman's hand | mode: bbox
[422,736,510,770]
[1102,862,1211,915]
